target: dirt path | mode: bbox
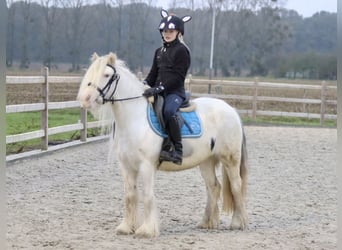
[7,126,337,250]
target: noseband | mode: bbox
[89,64,142,104]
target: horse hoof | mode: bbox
[197,220,219,229]
[115,223,135,235]
[229,218,248,230]
[135,223,160,238]
[229,224,246,230]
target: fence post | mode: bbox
[41,67,49,150]
[80,108,87,142]
[320,80,327,126]
[137,71,143,81]
[252,77,258,121]
[302,89,307,113]
[187,74,192,92]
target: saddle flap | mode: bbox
[152,95,165,130]
[147,103,202,138]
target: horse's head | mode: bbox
[77,52,118,109]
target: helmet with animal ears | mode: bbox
[158,9,192,35]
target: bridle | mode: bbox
[89,64,143,104]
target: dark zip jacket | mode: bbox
[144,38,191,99]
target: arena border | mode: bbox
[6,135,109,165]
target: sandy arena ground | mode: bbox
[6,126,337,250]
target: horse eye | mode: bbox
[104,74,110,78]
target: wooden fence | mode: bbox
[6,68,103,154]
[187,76,337,124]
[6,70,337,157]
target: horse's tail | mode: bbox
[221,131,248,214]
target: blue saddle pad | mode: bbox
[147,105,202,138]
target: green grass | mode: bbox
[7,109,85,134]
[242,116,336,127]
[6,109,101,155]
[6,108,336,155]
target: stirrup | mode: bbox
[159,150,182,165]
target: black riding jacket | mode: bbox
[144,38,191,99]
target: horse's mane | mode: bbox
[115,59,142,89]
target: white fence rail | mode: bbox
[6,70,337,155]
[187,76,337,123]
[6,68,89,151]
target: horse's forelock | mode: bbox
[83,55,108,86]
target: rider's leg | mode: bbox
[159,94,183,165]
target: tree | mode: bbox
[126,0,154,71]
[6,0,16,67]
[5,1,337,79]
[94,0,123,54]
[202,0,286,77]
[40,0,59,68]
[19,0,33,69]
[60,0,91,72]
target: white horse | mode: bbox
[77,52,248,238]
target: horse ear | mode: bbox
[160,9,168,18]
[91,52,99,62]
[182,15,192,23]
[108,52,116,66]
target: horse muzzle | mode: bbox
[77,89,98,109]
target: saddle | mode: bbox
[152,91,195,133]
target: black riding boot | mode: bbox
[160,137,172,156]
[159,115,183,165]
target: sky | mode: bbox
[284,0,337,17]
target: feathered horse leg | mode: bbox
[135,162,160,237]
[115,164,139,235]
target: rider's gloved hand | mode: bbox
[143,85,165,97]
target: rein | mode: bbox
[91,64,143,104]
